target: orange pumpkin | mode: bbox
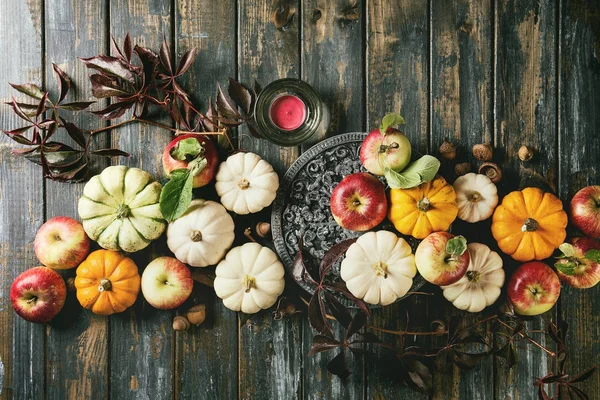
[75,250,140,315]
[388,176,458,239]
[491,187,567,262]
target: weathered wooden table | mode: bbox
[1,0,599,399]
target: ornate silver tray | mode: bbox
[271,132,425,305]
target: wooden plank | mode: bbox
[558,0,600,397]
[237,1,303,399]
[0,0,45,399]
[493,0,558,398]
[109,1,174,398]
[301,1,365,398]
[173,1,238,399]
[43,1,109,398]
[366,0,430,398]
[430,1,494,399]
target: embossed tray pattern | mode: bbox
[271,132,425,304]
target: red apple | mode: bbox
[415,232,470,286]
[507,262,560,316]
[34,216,90,270]
[570,185,600,238]
[330,172,388,231]
[162,134,219,188]
[10,266,67,323]
[554,237,600,289]
[359,128,412,176]
[141,257,194,310]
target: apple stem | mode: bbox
[98,278,112,292]
[521,218,539,232]
[417,198,432,212]
[242,275,256,292]
[27,296,38,305]
[238,178,250,190]
[190,230,203,242]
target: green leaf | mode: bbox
[559,243,576,258]
[384,167,421,189]
[171,137,203,161]
[189,156,207,176]
[446,235,467,256]
[585,249,600,264]
[379,113,406,135]
[159,169,193,222]
[555,261,578,275]
[402,155,441,183]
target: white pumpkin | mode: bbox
[340,230,417,306]
[166,199,235,267]
[215,152,279,215]
[78,165,166,253]
[214,243,285,314]
[442,242,505,312]
[453,173,498,223]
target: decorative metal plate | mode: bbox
[271,132,425,305]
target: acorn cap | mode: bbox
[439,140,457,161]
[455,162,472,176]
[478,162,502,183]
[472,144,493,161]
[173,315,191,331]
[186,304,207,326]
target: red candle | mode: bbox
[269,94,307,131]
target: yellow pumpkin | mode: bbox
[491,187,567,262]
[75,250,141,315]
[388,176,458,239]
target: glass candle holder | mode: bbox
[254,78,323,146]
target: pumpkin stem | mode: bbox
[116,204,130,219]
[238,179,250,190]
[372,261,388,279]
[521,218,539,232]
[466,271,480,282]
[469,192,481,202]
[190,230,203,242]
[98,278,112,292]
[417,197,432,212]
[242,275,256,292]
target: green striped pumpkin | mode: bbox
[78,165,166,253]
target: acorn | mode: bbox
[255,222,271,239]
[186,304,207,326]
[472,144,493,161]
[172,315,191,331]
[518,145,534,162]
[454,162,472,176]
[479,162,502,183]
[439,140,457,161]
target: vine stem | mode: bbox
[496,319,555,357]
[367,325,447,336]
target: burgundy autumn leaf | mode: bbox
[538,373,568,384]
[308,290,333,336]
[10,97,34,123]
[246,119,263,139]
[134,45,159,80]
[90,74,129,98]
[191,270,215,287]
[91,148,131,158]
[2,126,33,136]
[159,36,173,73]
[60,118,87,148]
[6,101,38,117]
[291,239,319,288]
[50,162,88,182]
[322,291,352,329]
[9,83,45,100]
[326,284,371,318]
[307,335,342,356]
[110,35,125,60]
[451,349,487,370]
[319,238,357,279]
[92,101,135,119]
[569,365,597,384]
[52,63,71,103]
[228,77,253,115]
[176,48,197,76]
[123,33,132,62]
[345,311,368,340]
[35,92,49,117]
[537,386,552,400]
[216,83,241,120]
[327,351,351,380]
[80,55,136,83]
[404,359,433,394]
[59,101,96,111]
[8,133,34,146]
[11,146,40,156]
[568,385,590,400]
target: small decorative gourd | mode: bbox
[215,152,279,215]
[75,250,140,315]
[214,243,285,314]
[491,187,567,261]
[78,165,166,253]
[441,243,505,312]
[388,176,458,239]
[340,230,417,306]
[453,173,498,223]
[166,199,235,267]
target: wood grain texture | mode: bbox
[430,1,494,399]
[301,0,365,149]
[109,1,174,399]
[559,0,600,397]
[0,0,45,399]
[237,1,302,399]
[44,1,109,398]
[301,1,365,398]
[494,1,558,398]
[366,0,429,398]
[173,1,238,398]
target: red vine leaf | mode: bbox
[90,148,131,158]
[123,33,132,62]
[319,238,357,278]
[176,48,197,76]
[60,118,86,148]
[308,290,332,336]
[345,311,368,340]
[322,291,352,328]
[9,83,45,100]
[569,365,597,384]
[10,97,34,123]
[80,55,136,83]
[2,126,33,137]
[307,335,341,356]
[59,101,95,111]
[52,64,71,103]
[327,351,351,380]
[92,101,135,119]
[159,36,172,73]
[90,74,129,98]
[216,83,241,120]
[228,77,252,115]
